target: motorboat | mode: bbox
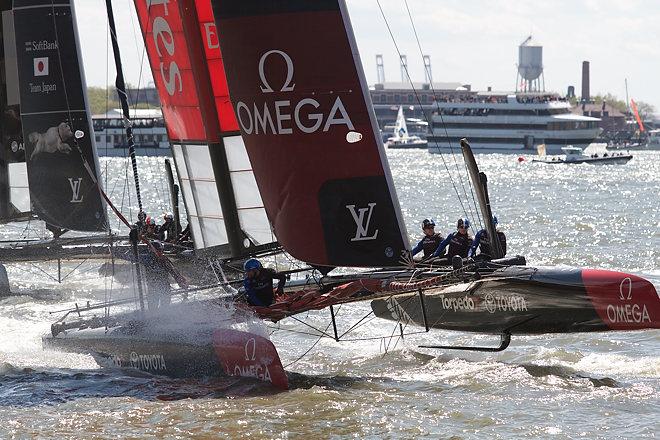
[533,145,632,165]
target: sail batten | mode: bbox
[211,0,410,267]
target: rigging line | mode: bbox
[287,315,336,340]
[338,309,378,340]
[27,261,59,283]
[105,0,144,215]
[104,12,110,187]
[59,257,90,282]
[283,307,341,369]
[401,0,482,227]
[375,0,472,221]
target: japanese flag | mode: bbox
[33,57,49,76]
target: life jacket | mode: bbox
[448,231,471,258]
[478,230,507,258]
[421,233,444,257]
[243,268,285,307]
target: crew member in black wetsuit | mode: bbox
[142,242,171,310]
[411,218,444,260]
[432,218,473,260]
[468,216,507,261]
[242,258,286,307]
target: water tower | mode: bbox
[516,36,544,93]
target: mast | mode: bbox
[164,159,180,237]
[104,0,144,215]
[460,138,502,259]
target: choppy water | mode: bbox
[1,150,658,438]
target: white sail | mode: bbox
[393,106,408,140]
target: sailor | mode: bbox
[176,224,192,246]
[144,216,158,239]
[431,218,473,260]
[142,242,171,310]
[411,219,444,260]
[136,211,147,232]
[160,213,178,242]
[468,216,507,261]
[242,259,286,307]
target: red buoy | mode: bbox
[518,156,525,162]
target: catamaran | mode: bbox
[385,106,428,149]
[42,0,658,390]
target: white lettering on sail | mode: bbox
[204,23,219,50]
[323,97,355,132]
[235,50,354,136]
[68,178,84,203]
[294,99,323,133]
[146,0,182,96]
[347,203,378,241]
[258,50,295,93]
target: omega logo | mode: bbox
[235,49,356,137]
[244,337,257,361]
[619,277,632,301]
[258,50,295,93]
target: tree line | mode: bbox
[87,86,157,115]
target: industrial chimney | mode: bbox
[581,61,590,103]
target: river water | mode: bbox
[0,150,658,438]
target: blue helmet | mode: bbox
[492,215,499,226]
[243,258,262,271]
[457,218,470,229]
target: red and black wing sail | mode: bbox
[10,0,107,231]
[133,0,276,257]
[211,0,410,267]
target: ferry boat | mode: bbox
[427,92,601,154]
[92,109,170,156]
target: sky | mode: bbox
[73,0,660,112]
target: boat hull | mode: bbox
[43,302,288,389]
[532,155,633,165]
[371,266,659,335]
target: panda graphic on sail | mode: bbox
[385,106,428,149]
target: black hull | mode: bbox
[372,266,659,335]
[43,301,288,388]
[44,326,220,378]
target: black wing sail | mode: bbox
[12,0,106,232]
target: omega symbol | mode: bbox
[619,277,633,301]
[258,50,295,93]
[244,337,257,361]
